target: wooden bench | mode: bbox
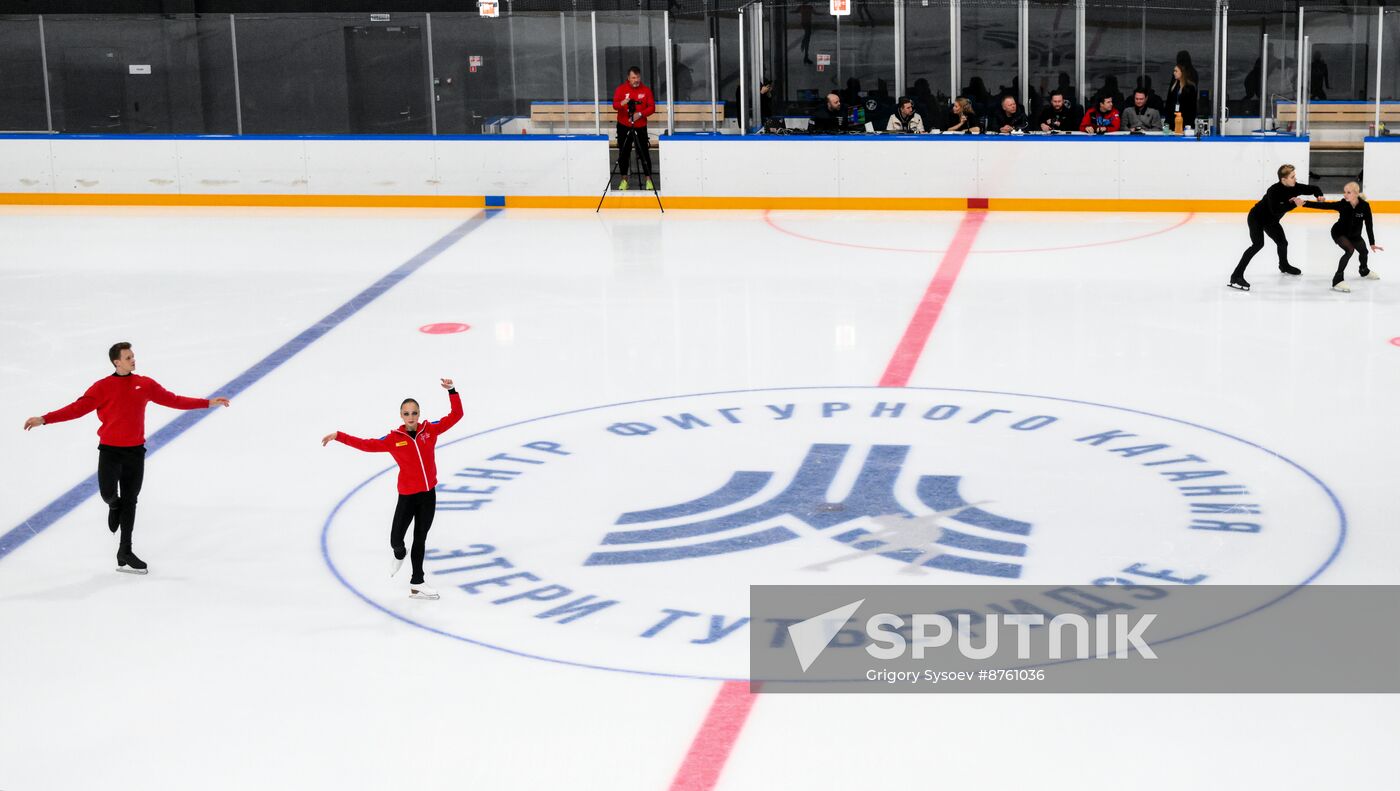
[529,102,724,128]
[1276,102,1400,151]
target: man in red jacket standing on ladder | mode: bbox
[612,65,656,191]
[22,342,231,574]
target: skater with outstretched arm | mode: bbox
[322,379,462,600]
[1229,164,1323,291]
[1302,180,1383,293]
[22,342,231,574]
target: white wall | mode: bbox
[1363,140,1400,200]
[660,137,1311,201]
[0,136,608,197]
[0,135,1309,203]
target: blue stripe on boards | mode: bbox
[0,210,497,563]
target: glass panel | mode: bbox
[42,14,235,134]
[961,0,1018,121]
[592,12,668,130]
[1085,1,1215,129]
[427,12,518,135]
[904,1,952,130]
[1226,6,1295,130]
[1382,9,1400,110]
[233,13,429,135]
[0,16,49,131]
[1301,7,1379,103]
[779,1,840,120]
[838,2,896,130]
[1028,0,1076,117]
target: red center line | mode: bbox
[666,210,990,791]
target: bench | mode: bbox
[1276,102,1400,151]
[529,101,724,131]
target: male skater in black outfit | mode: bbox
[22,342,230,573]
[1229,164,1323,291]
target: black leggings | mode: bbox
[98,444,145,554]
[617,123,652,177]
[1332,229,1370,285]
[1234,208,1291,277]
[391,490,436,585]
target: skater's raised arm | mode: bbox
[147,380,228,410]
[328,431,392,452]
[431,378,464,434]
[32,382,103,428]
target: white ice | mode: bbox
[0,205,1396,791]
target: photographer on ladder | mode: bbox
[612,66,656,191]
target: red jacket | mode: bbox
[336,391,463,495]
[1080,108,1122,133]
[42,373,209,446]
[612,82,656,128]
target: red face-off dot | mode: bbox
[419,323,471,335]
[1391,337,1400,347]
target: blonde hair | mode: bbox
[1277,164,1296,181]
[955,98,974,115]
[1345,181,1367,201]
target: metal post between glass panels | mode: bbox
[426,13,438,135]
[753,3,763,132]
[664,11,674,135]
[1019,0,1029,112]
[37,14,53,133]
[230,14,244,135]
[1293,34,1304,134]
[1075,0,1087,110]
[949,0,960,103]
[1262,33,1269,132]
[560,13,570,133]
[591,12,600,135]
[709,36,718,131]
[740,7,747,135]
[1375,7,1384,135]
[1296,8,1304,135]
[1219,0,1228,133]
[894,0,905,99]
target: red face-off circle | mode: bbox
[1390,337,1400,347]
[419,323,471,335]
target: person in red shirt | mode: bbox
[322,379,463,600]
[1079,95,1122,134]
[22,342,230,574]
[611,66,656,191]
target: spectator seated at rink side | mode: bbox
[810,91,854,133]
[886,97,925,134]
[992,95,1028,134]
[945,97,982,134]
[1037,90,1078,132]
[1122,89,1163,131]
[1080,95,1122,134]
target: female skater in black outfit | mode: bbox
[1303,181,1383,292]
[1229,164,1324,291]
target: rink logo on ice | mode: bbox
[586,443,1031,578]
[322,387,1344,679]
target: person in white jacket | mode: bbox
[886,97,925,134]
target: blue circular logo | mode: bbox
[322,387,1345,680]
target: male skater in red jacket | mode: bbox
[23,342,231,574]
[612,66,657,191]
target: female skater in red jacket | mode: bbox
[323,378,462,600]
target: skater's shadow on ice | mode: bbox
[0,573,188,602]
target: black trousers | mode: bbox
[1332,228,1370,284]
[616,123,653,178]
[391,490,436,585]
[1234,207,1291,277]
[98,444,145,554]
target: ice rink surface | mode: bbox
[1,205,1397,790]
